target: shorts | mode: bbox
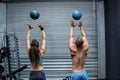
[70,70,89,80]
[29,70,46,80]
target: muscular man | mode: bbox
[26,23,46,80]
[69,20,89,80]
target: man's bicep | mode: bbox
[80,36,89,55]
[69,38,76,53]
[82,36,88,42]
[83,43,89,51]
[69,38,74,49]
[82,37,89,51]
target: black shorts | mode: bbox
[29,70,46,80]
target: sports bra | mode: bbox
[38,57,44,64]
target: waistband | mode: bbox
[72,70,87,74]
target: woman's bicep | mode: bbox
[26,39,30,53]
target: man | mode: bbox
[69,20,89,80]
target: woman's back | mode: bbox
[26,23,46,80]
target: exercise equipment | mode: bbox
[30,10,40,20]
[7,65,27,80]
[72,10,82,20]
[0,65,4,74]
[0,47,9,63]
[0,75,6,80]
[6,34,21,80]
[63,76,70,80]
[0,33,27,80]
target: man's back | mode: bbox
[69,21,89,80]
[71,44,88,72]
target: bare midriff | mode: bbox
[30,64,44,71]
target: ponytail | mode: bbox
[29,46,40,67]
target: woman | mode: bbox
[26,23,46,80]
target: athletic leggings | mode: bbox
[29,70,46,80]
